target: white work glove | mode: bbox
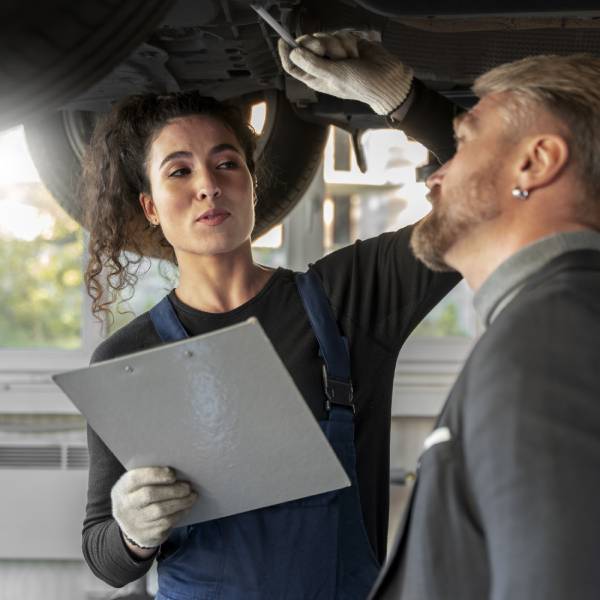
[111,466,198,549]
[278,31,414,115]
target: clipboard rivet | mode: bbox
[124,365,134,373]
[185,350,194,358]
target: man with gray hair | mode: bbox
[280,35,600,599]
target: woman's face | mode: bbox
[140,115,255,259]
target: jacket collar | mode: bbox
[474,230,600,328]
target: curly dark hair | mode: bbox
[81,91,258,321]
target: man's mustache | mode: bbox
[426,186,441,206]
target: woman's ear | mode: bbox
[139,192,159,225]
[517,133,570,192]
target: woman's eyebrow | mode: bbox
[159,150,193,170]
[209,143,243,157]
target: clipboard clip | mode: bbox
[322,364,355,414]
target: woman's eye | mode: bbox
[217,160,238,169]
[169,167,190,177]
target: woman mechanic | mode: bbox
[82,32,459,599]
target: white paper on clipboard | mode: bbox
[53,318,350,526]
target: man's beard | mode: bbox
[410,166,502,271]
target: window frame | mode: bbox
[393,336,476,417]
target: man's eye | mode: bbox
[169,167,190,177]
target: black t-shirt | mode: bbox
[82,226,460,587]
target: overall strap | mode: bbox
[295,269,355,414]
[149,295,189,343]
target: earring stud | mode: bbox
[511,186,529,199]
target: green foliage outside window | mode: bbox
[0,184,83,349]
[412,281,475,338]
[413,302,468,337]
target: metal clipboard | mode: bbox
[53,318,350,526]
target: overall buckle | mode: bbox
[322,365,355,414]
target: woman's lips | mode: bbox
[196,208,231,226]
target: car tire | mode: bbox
[248,91,328,239]
[0,0,175,131]
[24,91,328,256]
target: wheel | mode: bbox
[24,91,328,256]
[246,91,328,239]
[0,0,175,130]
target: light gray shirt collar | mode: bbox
[474,230,600,328]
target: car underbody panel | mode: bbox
[62,0,600,118]
[9,0,600,247]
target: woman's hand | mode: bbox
[111,466,198,556]
[277,30,414,116]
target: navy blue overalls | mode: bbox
[149,269,380,600]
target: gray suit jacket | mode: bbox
[371,249,600,600]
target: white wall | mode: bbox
[0,470,87,559]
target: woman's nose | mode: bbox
[195,170,221,200]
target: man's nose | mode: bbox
[195,169,221,200]
[425,161,449,190]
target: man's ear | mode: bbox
[139,192,158,225]
[516,133,570,193]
